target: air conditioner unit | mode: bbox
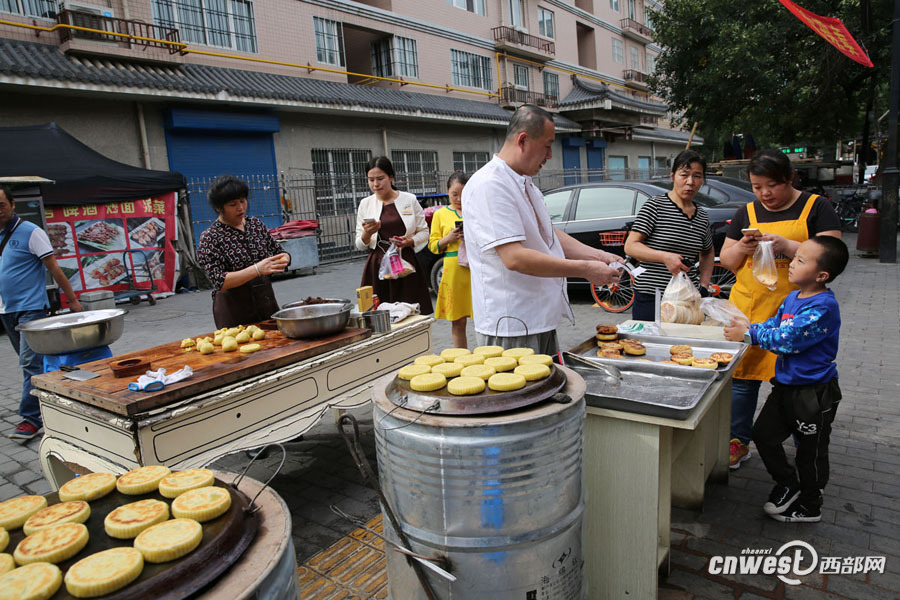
[62,1,115,18]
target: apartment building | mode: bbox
[0,0,698,247]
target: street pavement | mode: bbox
[1,232,899,598]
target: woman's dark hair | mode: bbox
[671,150,706,174]
[208,175,249,213]
[809,235,849,283]
[0,184,13,204]
[366,156,395,178]
[748,149,793,184]
[447,172,469,189]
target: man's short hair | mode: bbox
[810,235,849,283]
[0,184,13,204]
[505,104,554,141]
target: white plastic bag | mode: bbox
[379,243,416,280]
[752,240,778,290]
[660,272,704,324]
[700,298,749,326]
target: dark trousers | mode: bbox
[631,291,657,321]
[752,378,841,507]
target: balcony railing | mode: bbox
[499,85,559,109]
[492,26,555,56]
[57,10,182,53]
[620,18,653,41]
[623,69,649,85]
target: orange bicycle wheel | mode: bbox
[592,270,635,313]
[709,265,736,300]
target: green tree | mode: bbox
[648,0,892,155]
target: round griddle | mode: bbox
[385,364,567,415]
[5,477,259,600]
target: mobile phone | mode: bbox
[455,220,463,231]
[741,228,761,237]
[363,217,375,223]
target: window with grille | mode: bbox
[151,0,257,52]
[371,35,419,78]
[538,8,554,38]
[314,16,344,66]
[450,50,492,91]
[514,64,529,90]
[0,0,55,18]
[446,0,485,16]
[612,39,624,64]
[391,150,439,195]
[543,72,559,100]
[310,148,372,215]
[452,152,489,173]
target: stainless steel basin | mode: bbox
[271,303,350,339]
[16,309,126,354]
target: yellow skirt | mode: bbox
[434,256,472,321]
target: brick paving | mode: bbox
[1,232,898,598]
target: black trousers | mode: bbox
[631,291,657,321]
[752,378,841,507]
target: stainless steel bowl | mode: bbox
[281,298,352,310]
[16,309,127,354]
[271,303,351,339]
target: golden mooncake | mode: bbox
[23,502,90,536]
[171,486,231,523]
[158,469,215,499]
[0,562,62,600]
[14,523,89,565]
[0,496,48,530]
[104,499,169,539]
[58,473,116,502]
[134,518,202,563]
[116,465,172,495]
[64,547,144,598]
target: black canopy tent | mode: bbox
[0,122,184,205]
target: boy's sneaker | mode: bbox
[729,438,751,469]
[9,421,41,440]
[763,484,801,515]
[769,499,821,523]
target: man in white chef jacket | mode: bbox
[463,105,623,355]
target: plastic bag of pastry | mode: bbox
[662,272,700,305]
[752,240,778,290]
[660,272,703,324]
[700,297,749,326]
[378,243,416,280]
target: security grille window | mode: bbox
[451,49,493,91]
[543,71,559,99]
[311,148,372,215]
[509,0,525,28]
[446,0,485,16]
[1,0,54,17]
[314,16,344,66]
[538,8,554,38]
[514,64,529,90]
[612,39,624,64]
[392,150,439,195]
[609,0,619,11]
[453,152,490,173]
[371,36,419,78]
[630,46,642,71]
[151,0,257,52]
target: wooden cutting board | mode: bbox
[31,327,371,416]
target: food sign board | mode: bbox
[45,193,177,306]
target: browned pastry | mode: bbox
[692,358,719,369]
[598,341,624,353]
[710,352,734,366]
[669,344,693,355]
[622,343,647,356]
[597,350,623,359]
[595,324,619,341]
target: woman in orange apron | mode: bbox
[719,150,841,469]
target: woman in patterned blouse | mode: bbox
[197,175,290,328]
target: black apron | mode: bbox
[212,276,279,329]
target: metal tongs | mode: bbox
[563,351,623,385]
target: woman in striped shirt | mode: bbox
[624,150,714,321]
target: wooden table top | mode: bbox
[31,326,371,416]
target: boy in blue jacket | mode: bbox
[725,235,849,523]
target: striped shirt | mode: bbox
[630,194,713,295]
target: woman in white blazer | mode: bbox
[355,157,433,313]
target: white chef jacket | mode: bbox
[462,155,574,337]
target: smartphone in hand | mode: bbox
[455,220,463,231]
[363,217,375,224]
[741,228,761,237]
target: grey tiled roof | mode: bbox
[560,76,668,115]
[0,39,581,130]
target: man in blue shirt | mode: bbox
[725,235,849,523]
[0,185,83,441]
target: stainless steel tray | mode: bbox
[562,357,717,420]
[569,333,747,380]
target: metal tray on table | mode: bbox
[568,333,747,380]
[562,355,717,419]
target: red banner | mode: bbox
[777,0,873,67]
[45,193,178,306]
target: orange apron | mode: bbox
[731,194,817,380]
